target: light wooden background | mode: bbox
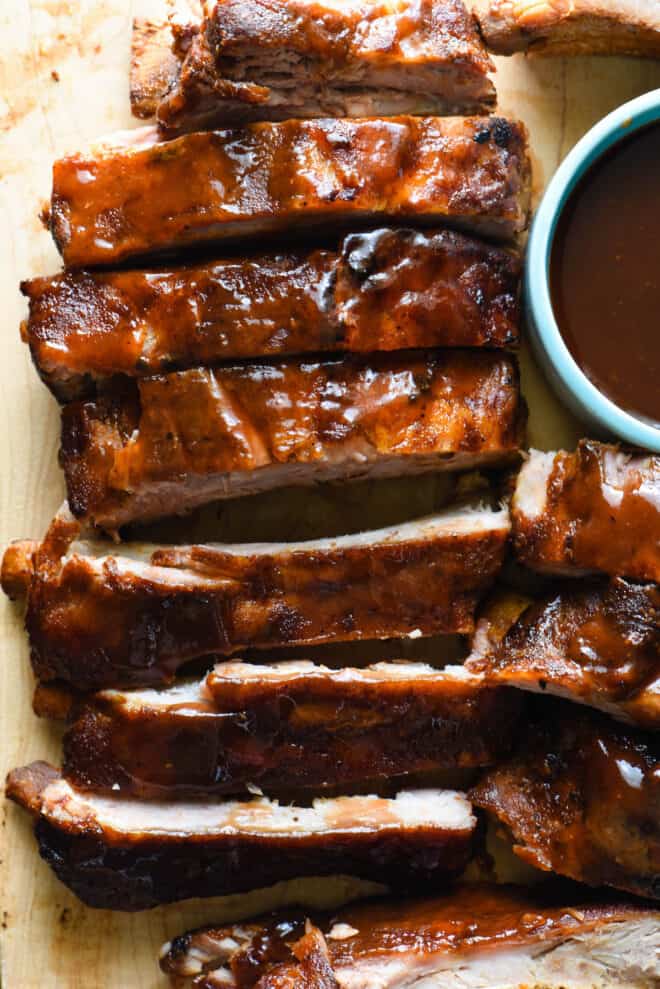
[1,2,659,985]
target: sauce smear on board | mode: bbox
[550,123,660,426]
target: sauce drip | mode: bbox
[550,123,660,426]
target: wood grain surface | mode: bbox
[1,2,659,985]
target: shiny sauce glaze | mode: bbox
[550,123,660,425]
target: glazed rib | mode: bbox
[59,351,525,529]
[467,579,660,729]
[48,116,531,267]
[22,228,521,402]
[154,0,495,136]
[3,504,510,690]
[471,702,660,900]
[61,661,522,798]
[160,884,660,988]
[512,441,660,582]
[6,762,475,910]
[473,0,660,57]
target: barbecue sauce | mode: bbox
[550,123,660,426]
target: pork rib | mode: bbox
[6,762,475,910]
[2,504,510,690]
[467,579,660,729]
[155,0,495,135]
[59,351,525,529]
[61,661,522,798]
[130,18,183,119]
[48,116,531,267]
[473,0,660,57]
[22,227,521,402]
[512,441,660,582]
[160,884,660,988]
[471,701,660,900]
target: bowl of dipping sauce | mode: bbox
[525,89,660,452]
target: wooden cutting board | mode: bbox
[1,2,659,985]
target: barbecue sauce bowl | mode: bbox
[525,89,660,452]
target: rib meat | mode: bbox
[2,504,510,690]
[130,18,183,119]
[160,884,660,988]
[154,0,495,135]
[6,762,475,910]
[471,701,660,900]
[473,0,660,57]
[512,441,660,582]
[48,116,531,267]
[21,228,521,402]
[61,661,522,798]
[467,579,660,728]
[59,351,525,529]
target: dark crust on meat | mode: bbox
[160,882,660,984]
[5,761,59,815]
[59,351,525,528]
[130,18,183,119]
[22,509,510,690]
[21,228,521,402]
[7,763,474,911]
[157,0,495,134]
[61,669,523,797]
[49,116,532,267]
[513,441,660,582]
[473,0,660,57]
[467,579,660,728]
[471,701,660,900]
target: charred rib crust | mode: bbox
[49,116,531,267]
[22,228,521,401]
[59,351,525,528]
[61,666,523,796]
[471,701,660,900]
[7,767,475,911]
[467,579,660,728]
[474,0,660,57]
[158,0,495,133]
[160,884,660,985]
[513,441,660,582]
[22,508,509,690]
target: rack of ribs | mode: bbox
[21,227,521,402]
[471,701,660,900]
[47,116,531,267]
[59,661,522,798]
[6,762,475,910]
[58,351,525,529]
[473,0,660,57]
[1,504,510,690]
[144,0,495,136]
[512,441,660,582]
[467,579,659,729]
[159,883,660,988]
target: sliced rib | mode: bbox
[473,0,660,57]
[61,661,522,797]
[471,701,660,900]
[48,116,531,267]
[155,0,495,136]
[159,884,660,988]
[6,762,475,910]
[3,504,510,690]
[22,227,521,402]
[130,18,182,120]
[467,579,660,729]
[59,350,525,529]
[512,441,660,582]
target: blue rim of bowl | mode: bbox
[524,87,660,453]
